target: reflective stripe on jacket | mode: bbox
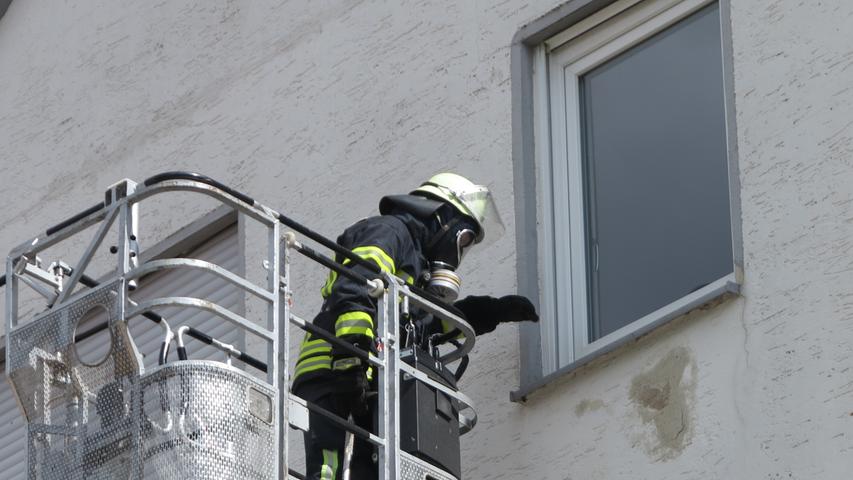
[292,214,424,392]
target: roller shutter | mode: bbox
[0,224,242,478]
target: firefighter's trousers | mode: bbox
[301,391,377,480]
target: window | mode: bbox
[513,0,741,393]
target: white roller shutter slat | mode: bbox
[129,226,242,370]
[0,378,26,479]
[0,224,242,478]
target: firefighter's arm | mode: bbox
[452,295,539,335]
[324,221,403,371]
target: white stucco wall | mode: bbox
[1,0,851,479]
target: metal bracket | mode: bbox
[14,257,63,302]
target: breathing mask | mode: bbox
[424,213,478,302]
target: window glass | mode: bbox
[578,3,732,340]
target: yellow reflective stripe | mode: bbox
[300,332,317,347]
[335,311,374,338]
[337,326,374,337]
[299,334,332,360]
[321,246,395,297]
[321,258,354,297]
[321,449,338,480]
[298,341,331,361]
[301,335,327,348]
[352,245,395,273]
[321,271,336,297]
[440,319,464,340]
[336,318,373,330]
[441,319,454,334]
[335,311,373,328]
[293,356,332,378]
[395,268,414,285]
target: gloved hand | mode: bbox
[332,358,371,417]
[453,295,539,335]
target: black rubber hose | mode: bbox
[447,339,470,382]
[158,342,170,366]
[0,274,6,288]
[184,326,268,373]
[277,212,387,278]
[144,171,256,206]
[143,170,383,283]
[80,274,166,325]
[46,202,105,236]
[454,355,470,382]
[74,320,109,344]
[288,469,307,480]
[293,242,378,288]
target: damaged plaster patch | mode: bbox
[629,346,696,461]
[575,399,605,417]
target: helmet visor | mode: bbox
[454,186,504,245]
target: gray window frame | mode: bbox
[510,0,743,401]
[0,0,12,21]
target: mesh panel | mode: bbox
[7,281,140,425]
[138,362,275,480]
[7,281,141,479]
[400,452,458,480]
[7,282,275,479]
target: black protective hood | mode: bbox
[380,194,475,270]
[379,194,445,220]
[379,195,441,254]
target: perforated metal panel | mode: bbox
[6,289,272,480]
[1,224,243,479]
[7,280,138,425]
[7,280,140,480]
[139,362,275,479]
[400,452,458,480]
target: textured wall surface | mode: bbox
[0,0,851,478]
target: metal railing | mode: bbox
[2,172,477,479]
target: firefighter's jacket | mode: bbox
[292,212,436,396]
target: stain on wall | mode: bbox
[629,346,696,461]
[574,398,605,417]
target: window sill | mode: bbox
[510,273,740,402]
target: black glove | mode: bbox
[453,295,539,335]
[331,362,371,417]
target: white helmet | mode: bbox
[411,172,503,244]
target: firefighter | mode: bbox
[292,173,539,480]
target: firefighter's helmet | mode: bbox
[411,173,503,244]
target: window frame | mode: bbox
[511,0,743,401]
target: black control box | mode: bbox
[399,348,461,479]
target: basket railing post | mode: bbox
[377,275,401,480]
[270,221,290,479]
